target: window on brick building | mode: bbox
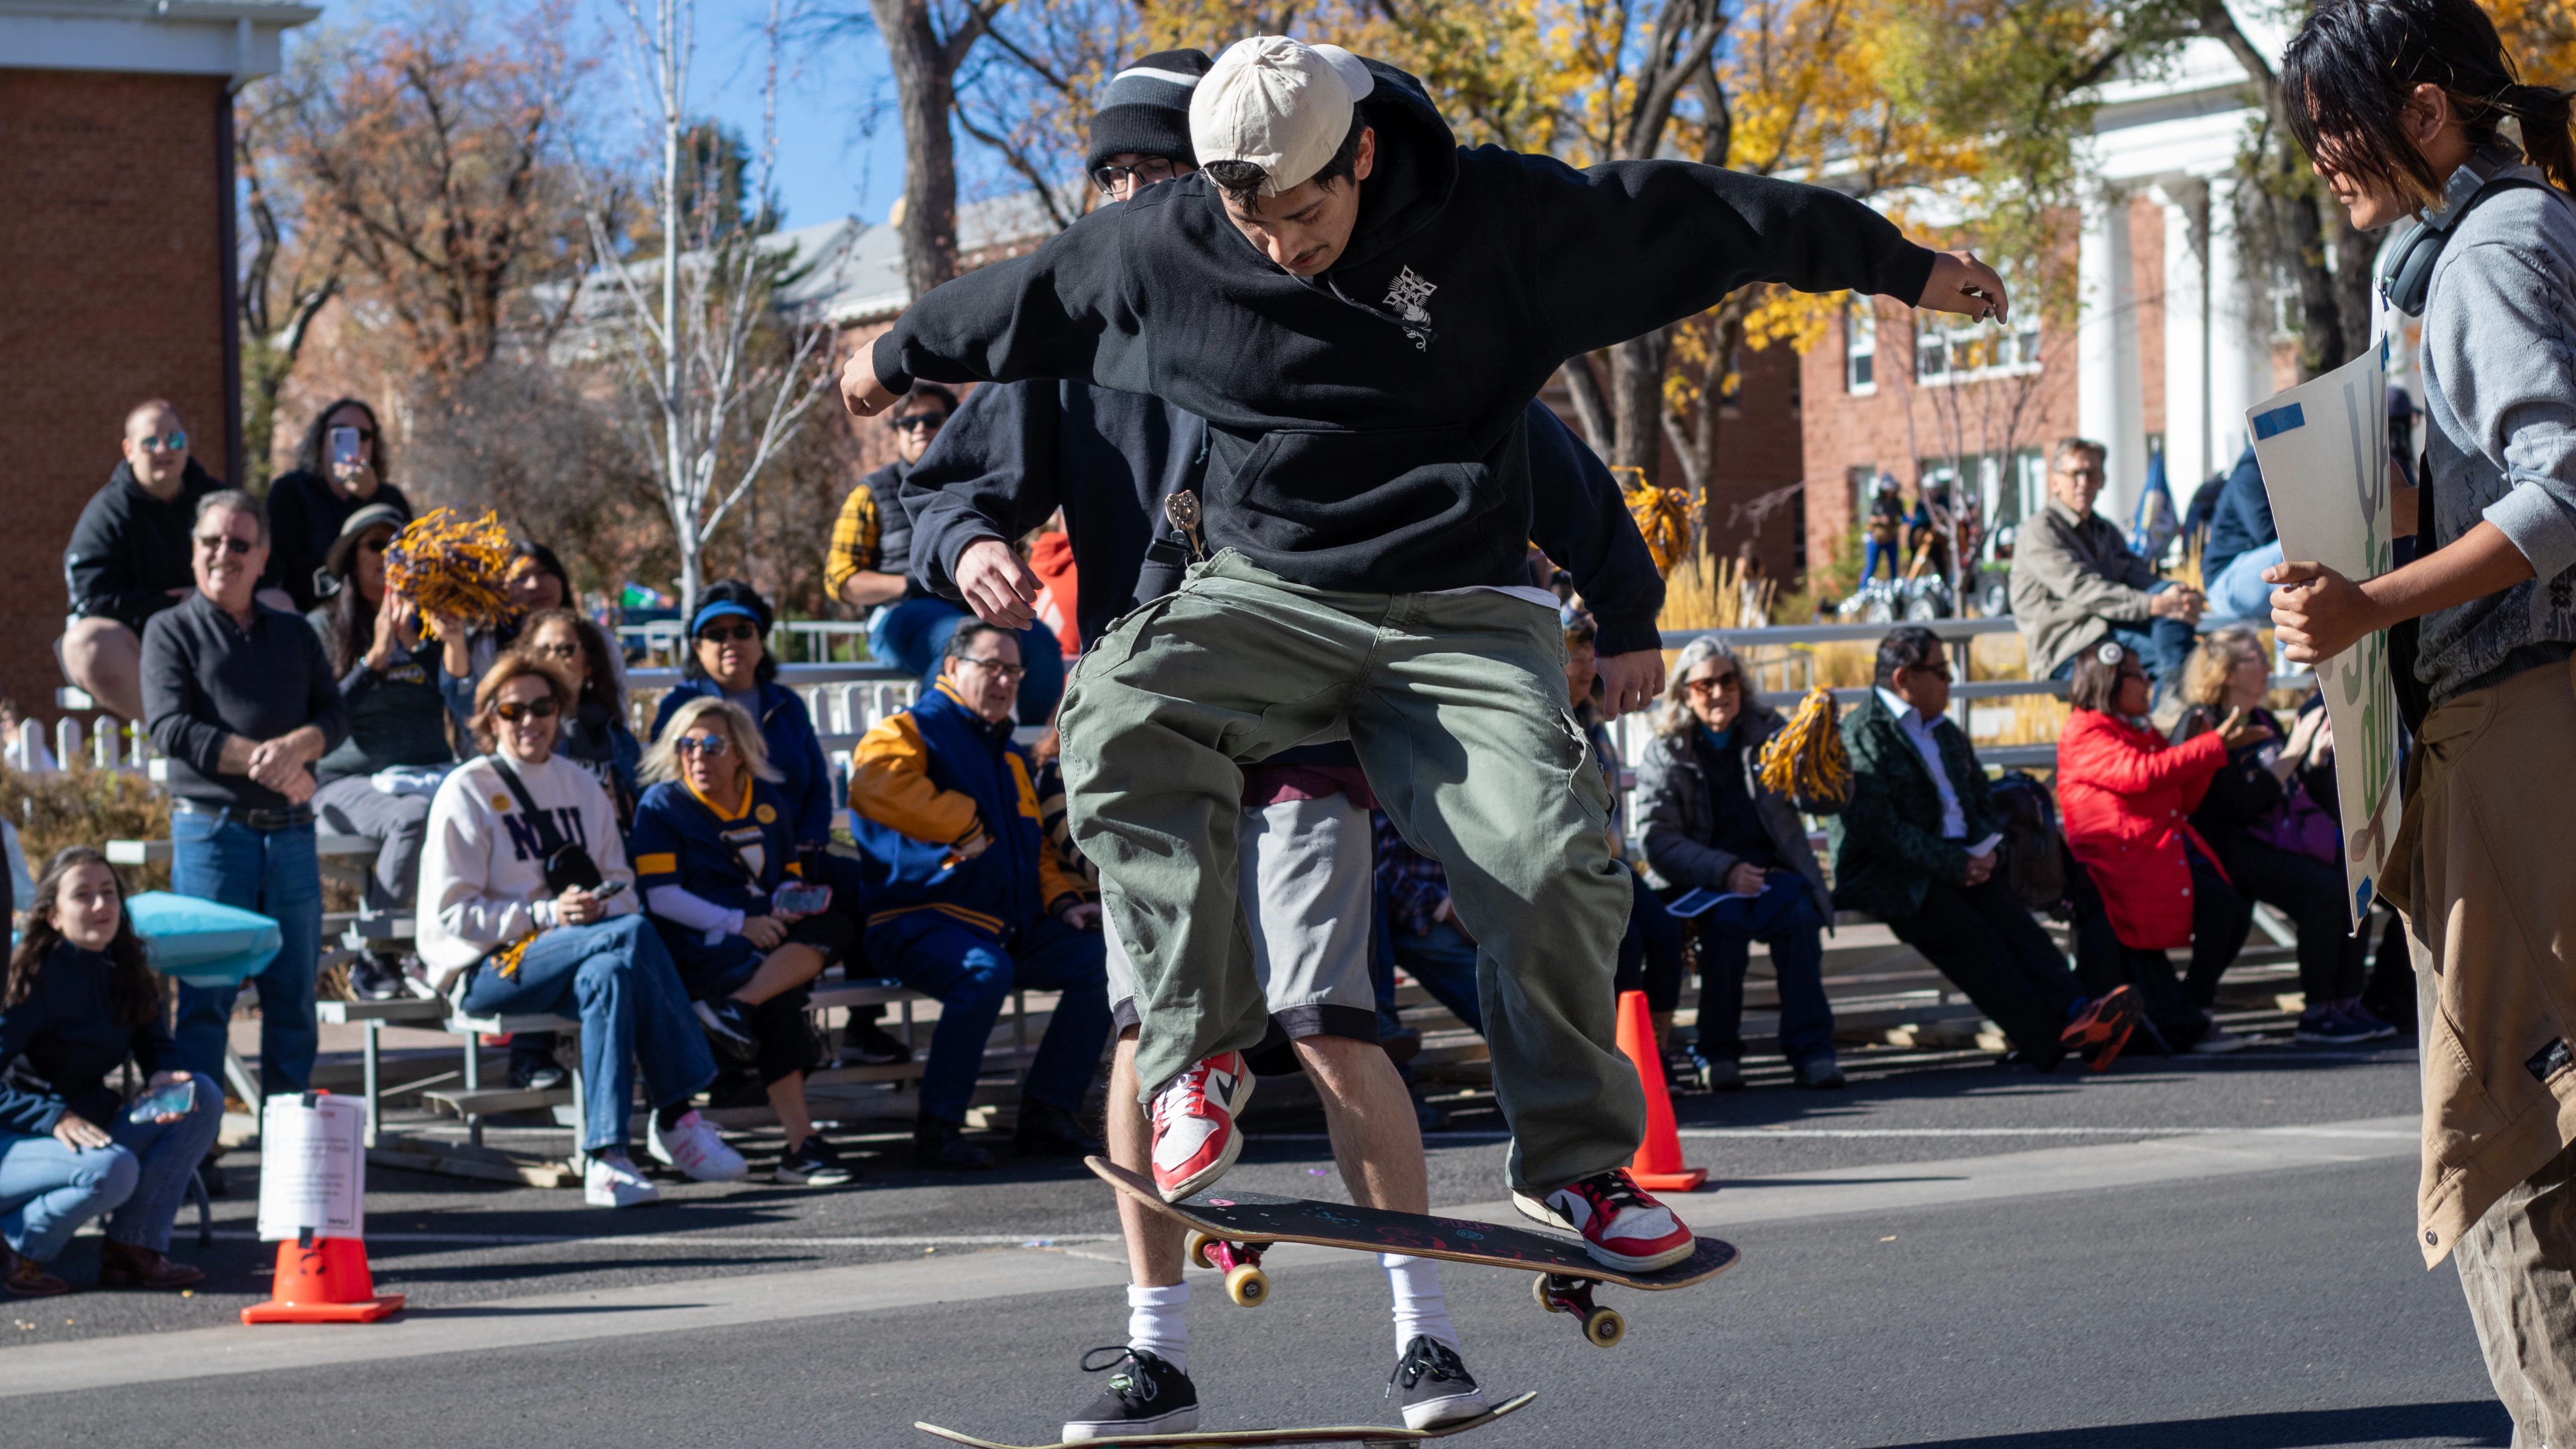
[1845,302,1877,394]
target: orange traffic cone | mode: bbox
[1615,989,1707,1191]
[241,1234,405,1324]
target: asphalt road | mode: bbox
[0,1036,2510,1448]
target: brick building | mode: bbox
[0,1,315,724]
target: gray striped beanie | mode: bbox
[1086,49,1215,174]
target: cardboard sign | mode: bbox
[257,1093,367,1241]
[2245,337,2405,931]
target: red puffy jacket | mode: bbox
[2055,709,2229,950]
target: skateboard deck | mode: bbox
[915,1391,1535,1448]
[1087,1157,1737,1289]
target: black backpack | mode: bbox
[1987,771,2068,918]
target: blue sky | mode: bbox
[675,0,906,229]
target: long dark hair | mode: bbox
[320,570,377,675]
[680,579,778,685]
[2284,0,2576,201]
[513,541,575,610]
[5,847,156,1028]
[518,607,624,713]
[293,396,390,482]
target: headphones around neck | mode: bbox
[2379,165,2544,316]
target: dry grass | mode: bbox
[0,766,173,891]
[1658,549,1776,632]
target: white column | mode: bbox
[2076,190,2146,522]
[2206,176,2273,469]
[2154,180,2212,488]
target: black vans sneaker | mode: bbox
[774,1135,854,1187]
[1389,1334,1487,1430]
[1062,1346,1196,1442]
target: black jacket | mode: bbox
[872,58,1934,600]
[0,941,177,1137]
[266,470,413,613]
[901,384,1665,653]
[2201,445,2275,585]
[1829,690,2004,921]
[63,458,232,633]
[1635,705,1831,920]
[142,591,350,809]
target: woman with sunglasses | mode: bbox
[515,608,640,827]
[1636,637,1841,1090]
[2266,1,2576,1424]
[2055,640,2264,1056]
[632,697,857,1186]
[418,653,747,1207]
[267,398,411,614]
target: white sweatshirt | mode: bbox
[416,752,637,986]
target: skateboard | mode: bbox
[1087,1157,1737,1348]
[914,1391,1536,1448]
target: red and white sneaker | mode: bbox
[1512,1168,1695,1271]
[1149,1051,1254,1201]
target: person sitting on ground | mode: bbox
[417,652,748,1207]
[265,398,413,614]
[306,501,450,1003]
[2170,628,2392,1044]
[0,847,224,1297]
[60,400,260,723]
[2056,640,2259,1054]
[847,622,1112,1170]
[2009,437,2206,685]
[1637,638,1842,1090]
[143,490,345,1101]
[633,697,857,1187]
[1833,626,2142,1072]
[1565,614,1688,1079]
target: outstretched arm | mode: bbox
[843,210,1136,418]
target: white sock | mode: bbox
[1127,1281,1189,1374]
[1383,1253,1459,1354]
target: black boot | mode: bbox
[914,1114,994,1170]
[1014,1100,1102,1159]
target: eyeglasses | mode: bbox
[674,734,733,757]
[493,697,561,722]
[697,622,761,645]
[136,431,188,453]
[1684,673,1741,697]
[2058,465,2106,483]
[955,656,1026,680]
[1904,664,1955,681]
[1091,157,1178,195]
[892,413,948,434]
[528,641,581,661]
[194,532,255,555]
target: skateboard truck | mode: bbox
[1184,1230,1270,1307]
[1531,1273,1626,1348]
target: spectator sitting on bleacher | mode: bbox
[0,847,224,1296]
[848,622,1110,1171]
[265,398,413,615]
[306,501,449,1004]
[60,400,254,723]
[2170,628,2393,1045]
[2056,640,2259,1055]
[439,542,583,731]
[518,609,640,828]
[1637,638,1841,1090]
[633,698,857,1188]
[143,490,344,1103]
[2007,437,2205,686]
[419,652,748,1208]
[1832,627,2142,1072]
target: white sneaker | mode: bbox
[649,1109,750,1182]
[585,1152,661,1208]
[2190,1026,2249,1055]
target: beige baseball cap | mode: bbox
[1188,36,1377,196]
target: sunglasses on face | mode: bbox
[194,532,255,555]
[674,734,733,758]
[1685,673,1741,697]
[136,431,188,453]
[892,413,948,434]
[493,697,560,722]
[361,536,391,554]
[955,656,1026,681]
[528,641,581,661]
[697,622,761,645]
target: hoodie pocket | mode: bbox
[1209,425,1499,553]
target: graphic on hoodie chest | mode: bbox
[1382,266,1437,350]
[500,805,589,863]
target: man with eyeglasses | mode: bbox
[61,399,273,722]
[139,491,347,1104]
[2008,437,2205,688]
[846,621,1112,1174]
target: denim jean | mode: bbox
[459,915,717,1154]
[1861,537,1896,582]
[1385,918,1486,1036]
[171,810,324,1097]
[0,1082,224,1260]
[1614,870,1689,1014]
[869,912,1112,1123]
[2204,541,2285,624]
[1686,871,1834,1069]
[869,596,1066,725]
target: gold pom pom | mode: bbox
[383,508,519,626]
[1757,686,1851,809]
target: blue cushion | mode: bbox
[127,891,283,988]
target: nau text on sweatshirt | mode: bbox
[416,752,636,987]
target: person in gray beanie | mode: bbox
[1083,49,1212,187]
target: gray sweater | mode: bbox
[2419,146,2576,703]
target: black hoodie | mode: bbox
[901,386,1668,655]
[874,59,1935,599]
[63,457,233,633]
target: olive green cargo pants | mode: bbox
[1058,550,1645,1193]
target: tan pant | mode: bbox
[2456,1136,2576,1448]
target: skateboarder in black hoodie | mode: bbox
[844,36,2008,1276]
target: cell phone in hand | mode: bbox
[773,882,831,916]
[589,880,628,902]
[127,1077,195,1124]
[330,425,364,471]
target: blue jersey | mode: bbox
[630,777,802,917]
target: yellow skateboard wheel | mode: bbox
[1584,1306,1625,1348]
[1185,1231,1217,1271]
[1225,1264,1268,1308]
